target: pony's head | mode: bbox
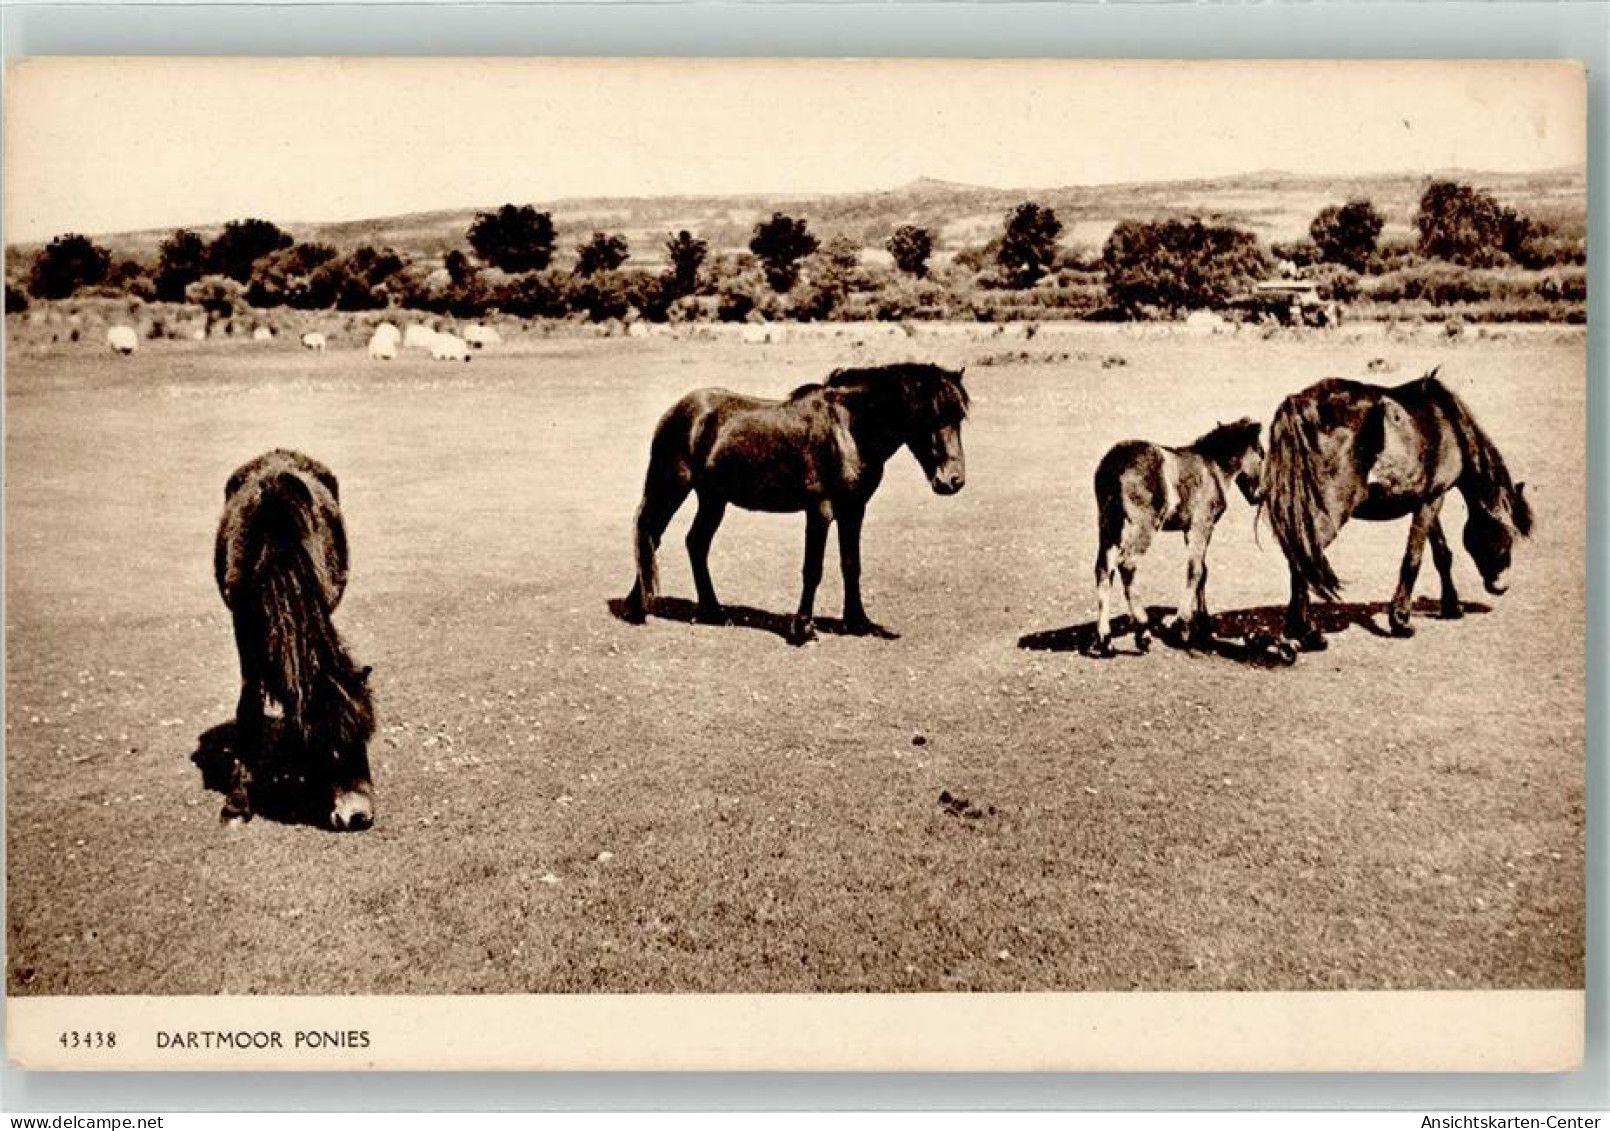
[1463,481,1532,595]
[1196,417,1265,504]
[826,363,970,494]
[903,365,969,495]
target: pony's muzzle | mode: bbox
[1484,571,1511,596]
[932,470,965,495]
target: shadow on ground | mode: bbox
[190,720,337,829]
[1018,597,1491,668]
[606,595,900,645]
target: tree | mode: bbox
[206,219,293,283]
[1102,218,1270,315]
[247,242,339,307]
[1309,199,1385,272]
[155,229,209,302]
[467,204,556,272]
[575,232,630,277]
[887,224,934,277]
[1414,181,1508,266]
[997,203,1062,288]
[749,213,819,292]
[184,275,246,323]
[27,233,110,300]
[664,230,708,297]
[444,249,474,286]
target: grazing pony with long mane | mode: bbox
[1090,417,1265,655]
[1261,368,1532,651]
[214,450,376,830]
[623,362,969,644]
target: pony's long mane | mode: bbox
[236,472,374,757]
[1415,369,1533,535]
[1188,417,1262,469]
[816,363,971,423]
[1261,389,1344,600]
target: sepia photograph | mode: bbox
[2,57,1587,1070]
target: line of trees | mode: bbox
[7,179,1584,325]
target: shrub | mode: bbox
[1271,239,1322,269]
[1309,199,1385,272]
[1415,181,1508,267]
[575,232,630,277]
[27,233,111,300]
[155,229,209,302]
[1102,218,1270,314]
[997,203,1062,289]
[489,270,570,319]
[184,275,247,322]
[468,204,556,273]
[887,225,934,278]
[207,219,293,283]
[1305,263,1361,303]
[664,231,709,299]
[5,281,29,313]
[749,213,819,292]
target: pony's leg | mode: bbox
[686,493,728,622]
[1092,542,1120,656]
[223,621,262,824]
[1118,520,1154,651]
[790,509,831,646]
[1428,516,1462,619]
[1388,500,1442,637]
[837,503,896,638]
[1284,564,1326,652]
[624,471,692,622]
[1167,523,1216,644]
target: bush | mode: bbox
[1271,239,1322,269]
[1309,198,1385,272]
[184,275,247,322]
[1305,263,1361,303]
[5,281,29,313]
[1415,181,1510,267]
[28,234,111,300]
[1102,218,1269,314]
[887,225,934,278]
[749,213,819,292]
[468,204,556,273]
[155,229,209,302]
[663,231,709,299]
[997,203,1062,289]
[575,232,630,277]
[207,219,293,283]
[489,270,570,319]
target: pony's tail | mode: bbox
[248,473,346,744]
[1262,395,1343,601]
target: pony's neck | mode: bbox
[832,384,910,463]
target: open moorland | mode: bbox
[5,325,1585,994]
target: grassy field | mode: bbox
[4,325,1585,994]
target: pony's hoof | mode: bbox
[694,603,728,626]
[1389,618,1415,639]
[1441,603,1465,621]
[787,619,818,647]
[621,601,647,625]
[1292,631,1328,653]
[1087,638,1115,659]
[845,617,898,640]
[1134,633,1151,654]
[330,785,375,832]
[1273,640,1299,666]
[220,803,252,827]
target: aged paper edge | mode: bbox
[5,990,1585,1072]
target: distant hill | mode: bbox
[7,167,1586,271]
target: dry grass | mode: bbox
[4,327,1585,994]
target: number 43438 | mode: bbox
[59,1030,117,1049]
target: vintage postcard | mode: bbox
[3,58,1586,1070]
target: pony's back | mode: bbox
[216,450,363,744]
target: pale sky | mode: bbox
[3,58,1587,243]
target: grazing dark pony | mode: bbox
[1090,418,1265,656]
[623,362,969,644]
[1262,368,1532,651]
[214,449,376,830]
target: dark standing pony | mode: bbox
[1090,418,1265,655]
[623,363,969,644]
[215,450,376,829]
[1262,368,1532,651]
